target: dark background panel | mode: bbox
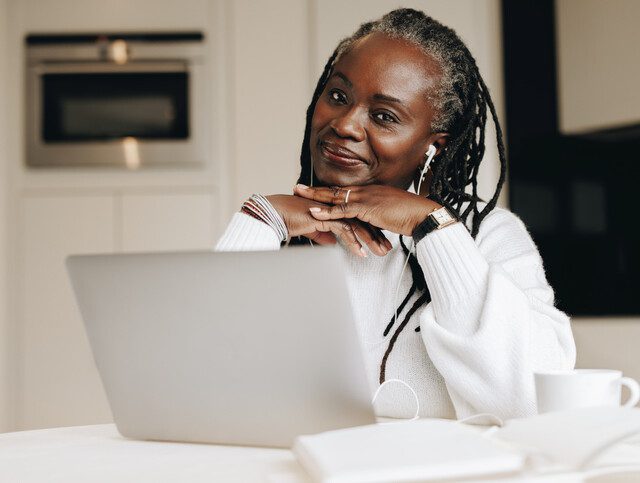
[501,0,640,316]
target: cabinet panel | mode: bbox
[19,195,115,429]
[121,192,216,252]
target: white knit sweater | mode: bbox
[215,203,576,420]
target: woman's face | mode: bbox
[310,32,448,189]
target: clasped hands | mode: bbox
[265,184,442,258]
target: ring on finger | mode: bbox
[344,189,352,204]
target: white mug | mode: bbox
[534,369,640,414]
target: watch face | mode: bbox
[432,207,454,224]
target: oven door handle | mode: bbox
[31,61,188,75]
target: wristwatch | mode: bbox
[412,206,458,243]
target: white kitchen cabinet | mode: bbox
[17,190,218,430]
[19,195,116,429]
[120,192,217,252]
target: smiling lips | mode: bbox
[319,141,368,167]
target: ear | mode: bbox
[427,133,449,157]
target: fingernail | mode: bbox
[378,242,388,254]
[296,184,309,190]
[360,247,368,257]
[309,207,321,213]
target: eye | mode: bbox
[372,111,398,124]
[328,89,347,104]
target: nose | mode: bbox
[330,106,366,142]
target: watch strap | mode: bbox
[412,206,458,243]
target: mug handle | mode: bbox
[621,377,640,408]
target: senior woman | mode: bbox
[216,9,576,420]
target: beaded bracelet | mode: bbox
[240,194,288,242]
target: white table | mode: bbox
[2,424,640,482]
[0,424,310,482]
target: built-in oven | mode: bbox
[26,33,206,168]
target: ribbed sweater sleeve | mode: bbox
[415,208,576,420]
[215,212,282,251]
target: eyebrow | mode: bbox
[333,72,353,88]
[372,93,404,105]
[332,71,407,106]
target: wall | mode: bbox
[556,0,640,134]
[0,0,11,432]
[572,319,640,385]
[230,0,312,208]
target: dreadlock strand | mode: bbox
[383,281,417,337]
[477,76,508,220]
[379,292,430,384]
[297,47,342,186]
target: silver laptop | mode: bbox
[66,247,375,448]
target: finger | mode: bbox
[365,223,392,254]
[306,231,337,245]
[351,220,389,257]
[383,235,393,251]
[375,227,393,251]
[293,184,315,197]
[294,184,358,205]
[366,224,392,251]
[308,202,366,222]
[315,219,367,258]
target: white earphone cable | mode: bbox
[370,146,437,422]
[389,145,436,336]
[372,378,420,421]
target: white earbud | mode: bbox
[417,144,437,195]
[422,145,436,175]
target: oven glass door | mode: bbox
[40,64,189,142]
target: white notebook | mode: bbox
[293,419,524,483]
[494,407,640,471]
[293,407,640,483]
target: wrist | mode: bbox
[409,198,442,235]
[240,205,264,223]
[412,204,459,243]
[241,194,288,242]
